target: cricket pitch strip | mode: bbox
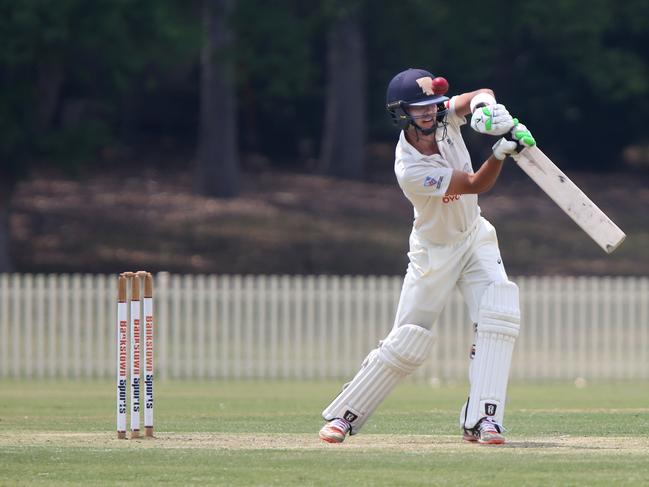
[1,432,648,455]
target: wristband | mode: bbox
[470,92,497,113]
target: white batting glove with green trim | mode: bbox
[510,120,536,147]
[491,138,518,160]
[470,104,515,136]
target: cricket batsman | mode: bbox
[319,68,535,445]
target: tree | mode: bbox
[0,1,196,271]
[196,0,239,198]
[232,1,323,162]
[0,178,13,271]
[320,2,366,180]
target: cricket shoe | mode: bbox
[464,417,505,445]
[319,418,351,443]
[462,427,478,443]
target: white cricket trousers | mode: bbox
[393,216,510,330]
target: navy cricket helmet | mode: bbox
[386,68,449,131]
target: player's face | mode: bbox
[408,103,438,129]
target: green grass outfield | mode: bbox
[1,380,648,486]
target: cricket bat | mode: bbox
[514,145,626,254]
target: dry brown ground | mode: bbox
[10,165,649,275]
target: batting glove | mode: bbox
[492,138,518,160]
[511,120,536,147]
[471,104,515,136]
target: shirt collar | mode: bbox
[398,130,444,163]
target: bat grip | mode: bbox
[504,134,524,154]
[504,119,524,153]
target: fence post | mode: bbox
[2,274,648,381]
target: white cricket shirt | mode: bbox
[394,96,480,245]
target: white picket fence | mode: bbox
[0,274,648,381]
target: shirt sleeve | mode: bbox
[396,163,453,197]
[445,96,467,127]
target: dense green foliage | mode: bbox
[0,0,197,178]
[1,0,648,179]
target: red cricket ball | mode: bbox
[432,77,449,95]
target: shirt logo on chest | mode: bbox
[443,194,461,204]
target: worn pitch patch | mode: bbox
[1,432,648,455]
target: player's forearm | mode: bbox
[447,156,503,195]
[470,155,504,193]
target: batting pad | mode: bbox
[322,324,435,434]
[462,281,520,429]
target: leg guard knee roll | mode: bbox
[378,324,437,375]
[462,281,520,429]
[322,324,435,434]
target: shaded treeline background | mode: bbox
[1,0,648,274]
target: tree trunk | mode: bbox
[0,178,14,272]
[320,9,366,180]
[196,0,239,198]
[37,60,65,130]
